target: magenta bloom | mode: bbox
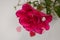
[16,3,52,35]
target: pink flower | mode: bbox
[16,3,52,35]
[22,3,33,12]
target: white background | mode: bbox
[0,0,60,40]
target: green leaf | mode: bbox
[46,7,51,14]
[28,1,32,4]
[45,0,52,6]
[44,0,52,14]
[33,3,37,7]
[32,1,38,7]
[54,6,60,17]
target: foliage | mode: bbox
[28,0,60,17]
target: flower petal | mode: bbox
[16,26,21,32]
[30,31,36,37]
[22,3,33,12]
[45,15,52,23]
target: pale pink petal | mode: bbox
[16,26,21,32]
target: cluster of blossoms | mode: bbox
[16,3,52,37]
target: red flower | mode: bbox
[16,3,52,36]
